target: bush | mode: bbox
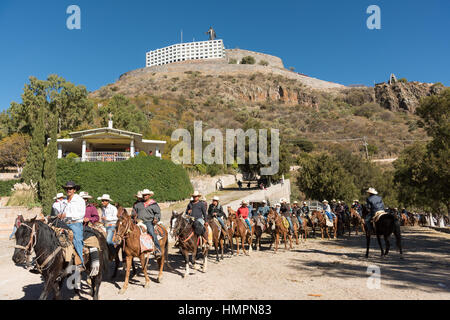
[398,78,408,83]
[137,151,147,157]
[56,157,193,207]
[228,58,237,64]
[258,60,269,66]
[66,152,79,159]
[240,56,256,65]
[0,179,16,196]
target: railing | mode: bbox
[82,152,131,162]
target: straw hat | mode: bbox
[97,194,113,201]
[367,187,378,195]
[79,191,92,199]
[53,192,64,200]
[141,189,154,196]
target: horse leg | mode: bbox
[275,233,279,253]
[119,255,132,294]
[139,253,151,287]
[384,234,390,256]
[202,246,208,272]
[283,232,288,250]
[192,244,199,270]
[365,232,371,258]
[220,238,224,260]
[376,234,384,257]
[183,250,190,278]
[242,233,248,256]
[235,236,240,256]
[393,221,403,256]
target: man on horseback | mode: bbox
[186,191,210,242]
[51,192,67,217]
[98,194,118,247]
[207,196,228,234]
[58,181,86,270]
[80,191,99,226]
[237,200,252,232]
[135,189,162,258]
[322,200,336,223]
[352,200,362,217]
[257,200,270,220]
[365,188,385,233]
[280,199,294,235]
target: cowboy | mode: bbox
[9,214,24,240]
[280,199,294,234]
[365,188,386,233]
[291,201,303,225]
[207,196,228,232]
[58,181,86,270]
[135,189,162,257]
[246,200,254,219]
[275,203,281,214]
[51,192,67,217]
[331,199,338,213]
[301,201,310,216]
[237,200,252,232]
[80,192,99,226]
[98,194,118,246]
[352,200,362,216]
[257,200,270,219]
[323,200,336,222]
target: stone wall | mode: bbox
[190,173,243,197]
[225,49,284,69]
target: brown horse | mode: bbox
[113,208,170,294]
[170,211,209,278]
[350,208,365,236]
[208,217,232,261]
[252,214,274,251]
[227,207,253,256]
[408,214,417,226]
[266,209,292,252]
[293,214,309,242]
[311,210,337,239]
[400,213,408,226]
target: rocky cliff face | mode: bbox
[374,82,444,113]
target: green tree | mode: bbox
[240,56,256,65]
[22,105,46,194]
[296,153,358,201]
[41,113,58,215]
[0,133,31,171]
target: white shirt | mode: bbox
[101,203,118,224]
[63,194,86,223]
[52,199,67,215]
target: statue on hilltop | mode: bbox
[205,26,217,40]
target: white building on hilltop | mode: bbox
[146,39,226,67]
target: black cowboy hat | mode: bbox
[61,181,81,191]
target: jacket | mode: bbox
[366,194,385,216]
[207,203,225,219]
[135,200,161,223]
[186,201,206,220]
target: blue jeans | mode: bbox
[325,211,336,221]
[106,226,116,245]
[144,221,162,253]
[9,226,17,240]
[297,215,303,226]
[244,218,252,232]
[68,222,84,265]
[215,217,226,229]
[286,217,293,232]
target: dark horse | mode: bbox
[362,205,403,258]
[12,218,109,300]
[170,211,209,278]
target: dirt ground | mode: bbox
[1,226,449,300]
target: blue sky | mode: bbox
[0,0,449,112]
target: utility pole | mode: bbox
[363,136,369,159]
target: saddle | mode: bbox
[281,217,290,230]
[373,210,387,223]
[136,220,167,253]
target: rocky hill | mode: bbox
[89,49,446,159]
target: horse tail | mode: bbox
[92,229,110,276]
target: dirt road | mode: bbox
[1,226,449,300]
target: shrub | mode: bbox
[56,157,193,207]
[240,56,256,65]
[0,179,16,196]
[228,58,237,64]
[66,152,79,159]
[7,181,40,208]
[137,151,147,157]
[398,78,408,83]
[259,60,269,66]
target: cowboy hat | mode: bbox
[135,191,143,198]
[303,201,307,204]
[293,201,298,204]
[53,192,64,200]
[367,187,378,195]
[141,189,154,196]
[323,200,329,203]
[262,200,267,203]
[61,181,81,191]
[275,203,280,207]
[241,199,248,205]
[192,191,201,197]
[97,194,113,201]
[212,196,220,201]
[79,191,92,199]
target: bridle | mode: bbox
[14,222,37,254]
[114,216,132,245]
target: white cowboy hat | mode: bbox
[303,201,307,205]
[53,192,64,200]
[241,199,248,205]
[79,191,92,199]
[135,191,143,198]
[323,200,329,203]
[262,200,267,203]
[332,199,336,202]
[275,203,280,207]
[367,188,378,195]
[293,201,298,204]
[97,194,113,201]
[279,198,285,203]
[190,197,194,201]
[192,191,201,197]
[141,189,154,196]
[212,196,220,201]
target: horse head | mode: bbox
[113,210,132,245]
[12,220,36,265]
